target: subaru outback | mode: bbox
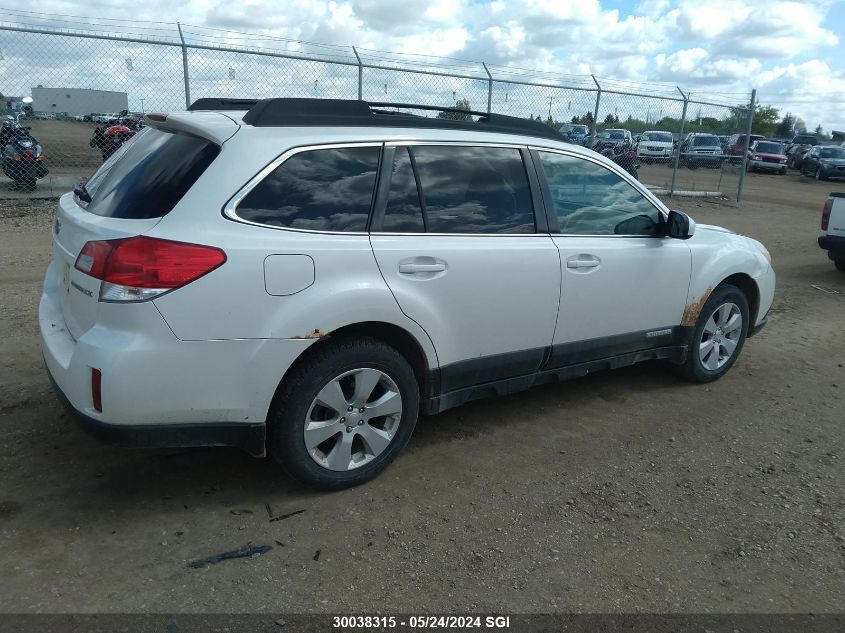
[40,98,775,489]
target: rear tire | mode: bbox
[267,337,419,490]
[678,284,750,383]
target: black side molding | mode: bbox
[424,345,687,415]
[46,364,266,457]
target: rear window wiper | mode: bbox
[73,182,91,204]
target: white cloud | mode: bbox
[2,0,844,129]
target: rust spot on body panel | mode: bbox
[681,287,712,326]
[291,329,328,340]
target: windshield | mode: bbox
[569,125,588,134]
[606,131,625,140]
[820,148,845,159]
[82,127,220,219]
[755,142,784,154]
[642,132,673,143]
[793,135,818,145]
[692,136,719,147]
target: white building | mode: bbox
[31,88,129,116]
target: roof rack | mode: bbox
[187,98,260,112]
[220,98,566,142]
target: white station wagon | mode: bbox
[40,98,775,489]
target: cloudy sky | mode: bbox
[1,0,843,132]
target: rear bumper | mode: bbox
[819,234,845,260]
[39,258,314,454]
[46,362,266,456]
[749,159,786,172]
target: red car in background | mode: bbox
[746,140,788,174]
[726,133,766,162]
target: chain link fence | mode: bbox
[0,20,755,202]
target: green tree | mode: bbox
[437,98,473,121]
[750,104,779,136]
[776,112,796,138]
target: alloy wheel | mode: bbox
[303,368,403,471]
[699,303,743,370]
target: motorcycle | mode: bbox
[1,115,48,191]
[90,123,136,162]
[600,140,639,180]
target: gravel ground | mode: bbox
[0,174,843,614]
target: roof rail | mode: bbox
[233,98,565,142]
[188,98,260,112]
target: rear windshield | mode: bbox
[81,127,220,219]
[755,142,784,154]
[692,136,719,147]
[793,135,819,145]
[820,148,845,159]
[642,132,673,143]
[606,131,625,139]
[569,125,588,134]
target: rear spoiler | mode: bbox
[144,111,240,145]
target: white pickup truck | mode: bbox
[820,193,845,271]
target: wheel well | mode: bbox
[268,322,431,420]
[721,273,760,324]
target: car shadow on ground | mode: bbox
[20,359,687,514]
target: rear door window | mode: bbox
[82,127,220,219]
[236,146,380,231]
[408,145,535,234]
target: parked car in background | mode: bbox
[680,133,723,168]
[92,113,118,124]
[565,124,590,145]
[819,193,845,271]
[592,128,632,152]
[726,133,765,162]
[800,146,845,181]
[786,143,811,169]
[635,130,674,162]
[746,140,787,175]
[39,97,774,489]
[790,134,819,148]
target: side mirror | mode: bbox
[665,210,695,239]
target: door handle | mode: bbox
[399,262,446,274]
[566,258,600,269]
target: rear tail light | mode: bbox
[74,236,226,302]
[822,199,833,231]
[23,149,34,162]
[627,151,636,159]
[92,368,102,412]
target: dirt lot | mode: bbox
[0,173,843,615]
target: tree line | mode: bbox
[436,97,831,141]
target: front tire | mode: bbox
[267,337,419,490]
[815,167,825,181]
[679,284,750,383]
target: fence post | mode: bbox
[176,23,191,109]
[352,46,363,100]
[736,88,756,205]
[482,62,493,114]
[670,87,689,197]
[590,75,601,147]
